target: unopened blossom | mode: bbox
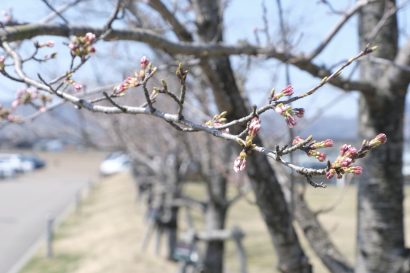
[46,40,55,47]
[281,85,294,96]
[285,115,297,128]
[346,166,363,175]
[74,83,83,91]
[292,136,304,145]
[275,103,304,128]
[85,32,96,43]
[275,103,290,114]
[308,150,326,162]
[248,116,261,136]
[311,139,333,149]
[368,133,387,148]
[140,56,149,70]
[326,169,336,179]
[233,151,247,173]
[272,85,294,100]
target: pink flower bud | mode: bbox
[323,139,334,147]
[326,169,336,179]
[140,56,149,70]
[46,40,55,47]
[85,32,96,43]
[348,166,363,175]
[248,117,261,136]
[286,115,297,128]
[292,136,304,145]
[281,85,294,96]
[74,83,82,91]
[339,144,350,156]
[369,133,387,148]
[233,153,247,173]
[341,157,352,167]
[274,103,290,114]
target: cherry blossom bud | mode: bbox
[140,56,149,70]
[326,169,336,179]
[85,32,96,43]
[308,150,326,162]
[275,103,290,114]
[293,108,304,118]
[233,152,247,173]
[311,139,334,149]
[340,157,352,167]
[286,115,297,128]
[339,144,350,156]
[292,136,304,145]
[248,116,261,136]
[347,166,363,175]
[74,83,82,91]
[281,85,294,96]
[46,40,55,47]
[369,133,387,148]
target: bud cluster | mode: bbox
[69,32,96,60]
[325,133,387,179]
[233,116,261,173]
[11,88,51,112]
[293,136,333,162]
[205,111,229,133]
[275,103,304,128]
[114,56,155,96]
[65,76,83,91]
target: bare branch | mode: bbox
[0,23,374,93]
[308,0,373,60]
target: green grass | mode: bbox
[20,254,82,273]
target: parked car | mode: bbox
[99,152,131,176]
[19,155,46,170]
[0,154,27,173]
[0,154,46,178]
[0,158,17,179]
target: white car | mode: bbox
[99,152,131,176]
[0,154,34,173]
[0,159,17,179]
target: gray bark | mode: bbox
[356,1,410,272]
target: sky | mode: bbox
[0,0,409,122]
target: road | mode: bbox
[0,151,103,273]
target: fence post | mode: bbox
[46,215,54,258]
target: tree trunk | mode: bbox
[203,174,227,273]
[193,1,312,272]
[356,1,409,272]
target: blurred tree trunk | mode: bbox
[356,1,409,272]
[203,173,227,273]
[193,1,311,272]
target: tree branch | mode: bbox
[0,23,373,93]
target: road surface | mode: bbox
[0,151,103,273]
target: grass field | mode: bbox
[20,172,410,273]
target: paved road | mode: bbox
[0,151,103,273]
